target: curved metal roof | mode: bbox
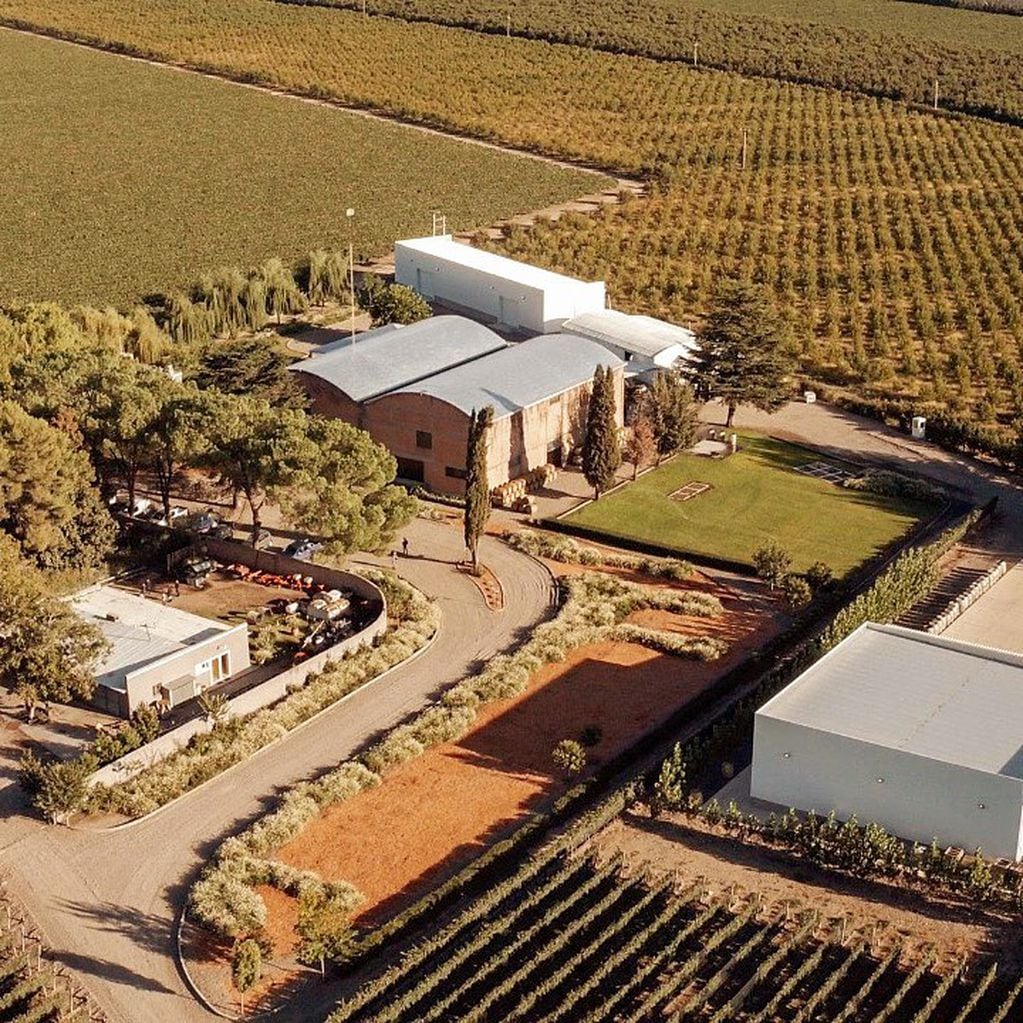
[385,334,624,419]
[562,309,698,361]
[289,315,507,403]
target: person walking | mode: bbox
[391,549,398,570]
[402,537,410,557]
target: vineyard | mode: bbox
[3,5,1023,428]
[328,849,1023,1023]
[0,879,103,1023]
[0,26,602,304]
[279,0,1023,123]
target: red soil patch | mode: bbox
[263,586,779,952]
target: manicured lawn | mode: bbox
[0,29,606,305]
[562,434,932,576]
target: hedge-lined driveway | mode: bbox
[0,519,553,1023]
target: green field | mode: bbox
[562,435,931,575]
[0,29,606,305]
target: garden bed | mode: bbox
[257,574,778,952]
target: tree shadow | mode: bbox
[50,899,181,995]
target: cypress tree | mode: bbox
[582,365,621,499]
[463,405,493,574]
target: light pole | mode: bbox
[346,207,356,341]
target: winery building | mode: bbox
[394,235,606,334]
[752,623,1023,860]
[364,333,624,493]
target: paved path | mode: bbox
[0,519,553,1023]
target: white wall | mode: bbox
[751,714,1023,860]
[395,242,604,334]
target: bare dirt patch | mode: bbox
[262,583,778,953]
[593,812,1023,973]
[167,572,304,623]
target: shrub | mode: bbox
[844,469,945,503]
[190,869,267,938]
[130,702,161,743]
[232,938,262,994]
[31,755,97,825]
[805,561,834,593]
[780,574,813,609]
[753,542,792,589]
[361,728,425,775]
[552,739,587,775]
[613,623,726,660]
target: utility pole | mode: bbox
[693,39,699,68]
[741,127,748,170]
[346,207,356,341]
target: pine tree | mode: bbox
[582,365,621,499]
[463,406,493,575]
[693,278,793,427]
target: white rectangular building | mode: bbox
[73,585,250,716]
[752,623,1023,860]
[394,235,605,334]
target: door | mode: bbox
[396,457,425,483]
[416,268,436,299]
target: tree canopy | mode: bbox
[0,400,115,571]
[463,406,493,573]
[582,365,621,499]
[360,275,431,327]
[693,279,794,427]
[648,371,698,461]
[276,414,416,555]
[195,335,307,408]
[0,535,108,714]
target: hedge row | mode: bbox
[505,528,693,581]
[188,571,726,940]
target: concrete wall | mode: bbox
[122,624,250,713]
[395,243,604,334]
[751,714,1023,860]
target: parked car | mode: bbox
[254,528,274,549]
[192,511,221,534]
[284,538,322,561]
[131,497,153,517]
[168,506,188,523]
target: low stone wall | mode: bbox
[88,538,386,788]
[928,560,1008,635]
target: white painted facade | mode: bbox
[394,235,605,334]
[751,623,1023,860]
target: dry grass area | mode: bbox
[168,571,304,623]
[260,566,780,954]
[593,812,1023,974]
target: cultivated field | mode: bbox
[286,0,1023,120]
[330,846,1023,1023]
[562,435,931,575]
[0,28,604,304]
[5,6,1023,429]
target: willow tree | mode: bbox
[582,365,621,499]
[463,405,493,575]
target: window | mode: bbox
[445,466,468,480]
[416,431,433,450]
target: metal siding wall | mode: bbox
[752,713,1023,860]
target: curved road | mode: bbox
[0,519,553,1023]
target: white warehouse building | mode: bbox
[751,623,1023,860]
[394,235,606,334]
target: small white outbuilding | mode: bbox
[394,235,606,333]
[751,622,1023,860]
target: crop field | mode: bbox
[328,850,1023,1023]
[283,0,1023,121]
[562,435,931,575]
[0,28,604,305]
[4,6,1023,428]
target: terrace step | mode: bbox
[894,562,1000,633]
